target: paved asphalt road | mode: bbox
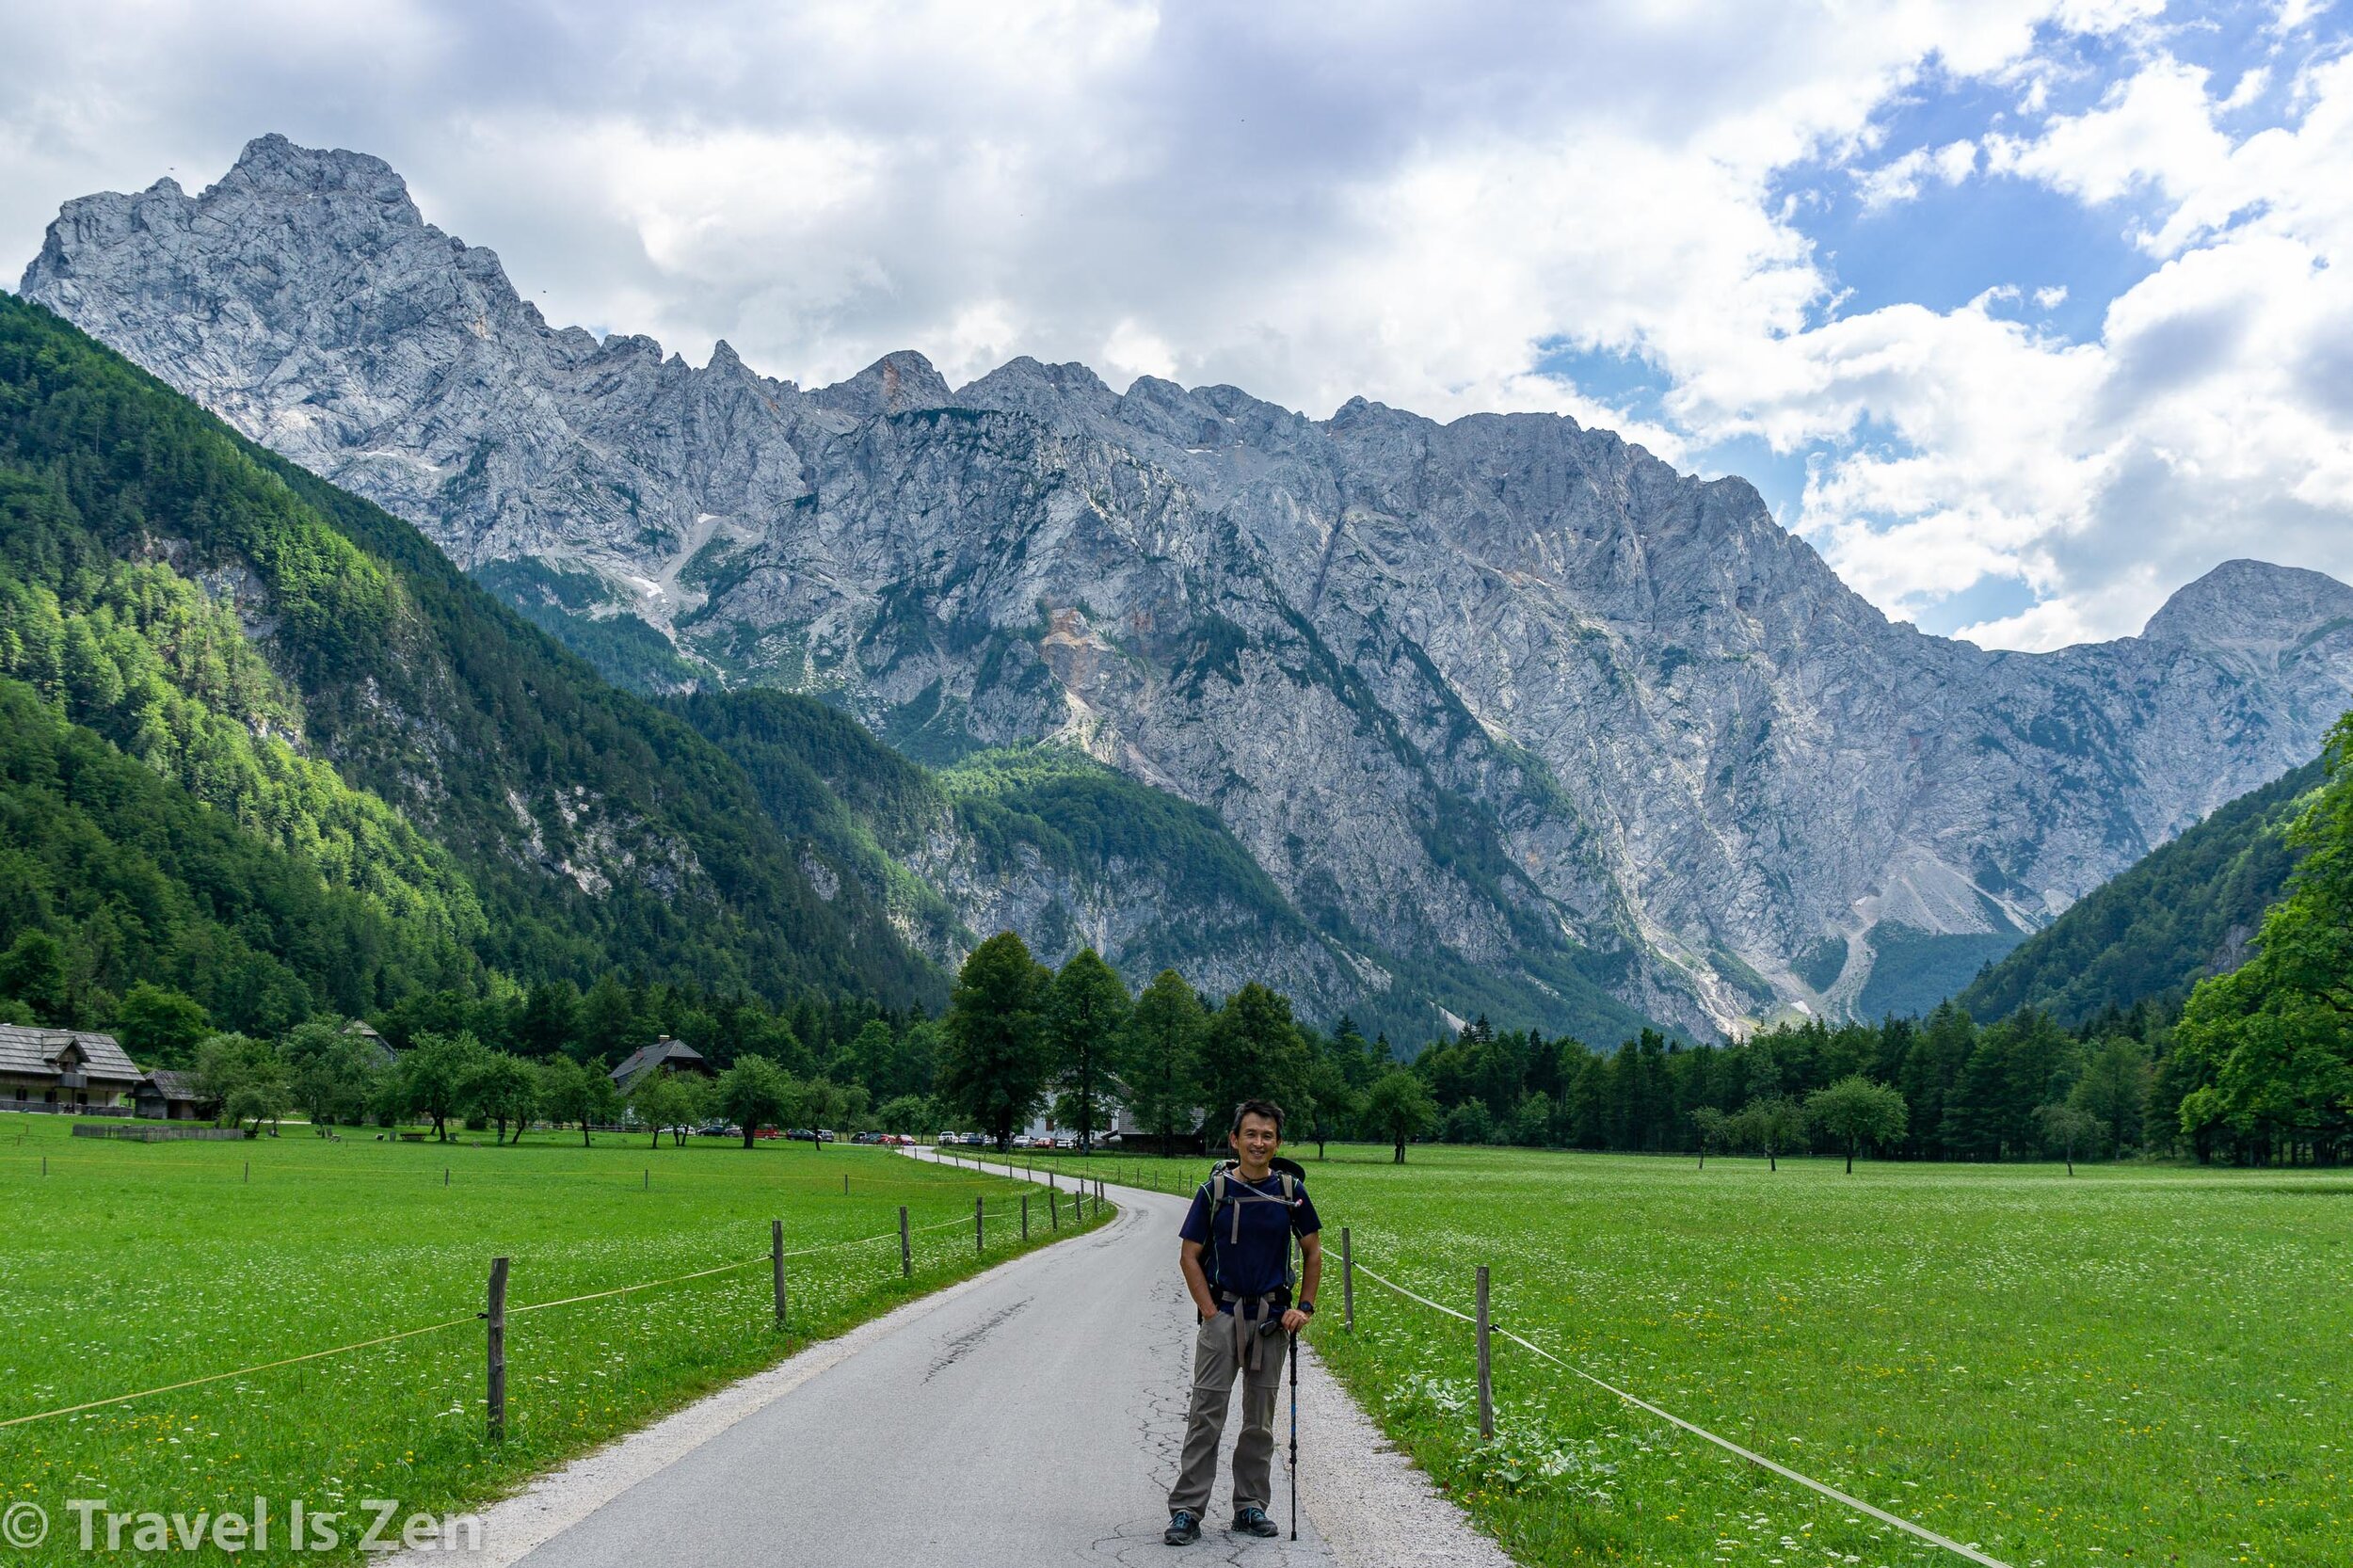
[513,1154,1339,1568]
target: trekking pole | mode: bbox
[1288,1327,1300,1540]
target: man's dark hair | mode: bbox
[1229,1098,1285,1135]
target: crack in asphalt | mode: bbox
[922,1295,1032,1384]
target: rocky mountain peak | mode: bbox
[812,350,952,418]
[216,132,419,214]
[955,356,1121,422]
[2140,558,2353,652]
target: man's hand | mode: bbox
[1280,1306,1310,1334]
[1179,1239,1220,1320]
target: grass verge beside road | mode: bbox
[1022,1143,2348,1568]
[0,1114,1102,1563]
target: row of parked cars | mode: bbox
[930,1131,1102,1149]
[667,1127,1099,1147]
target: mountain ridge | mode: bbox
[1954,749,2328,1027]
[24,133,2353,1039]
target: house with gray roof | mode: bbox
[0,1024,143,1115]
[609,1036,712,1095]
[134,1068,216,1122]
[344,1019,397,1066]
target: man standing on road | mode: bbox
[1166,1099,1322,1545]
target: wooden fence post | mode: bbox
[1342,1227,1354,1332]
[899,1206,911,1277]
[1022,1193,1030,1240]
[772,1220,786,1329]
[1050,1189,1060,1231]
[843,1172,849,1196]
[975,1195,984,1255]
[1475,1264,1493,1441]
[486,1256,509,1443]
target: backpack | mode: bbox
[1197,1155,1306,1296]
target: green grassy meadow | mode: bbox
[1025,1144,2349,1568]
[0,1115,1103,1562]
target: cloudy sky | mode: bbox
[4,0,2348,648]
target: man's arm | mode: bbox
[1283,1231,1322,1333]
[1179,1238,1220,1319]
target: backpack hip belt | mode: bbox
[1215,1287,1289,1371]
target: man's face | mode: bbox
[1230,1112,1280,1167]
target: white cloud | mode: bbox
[1984,56,2236,248]
[1752,50,2353,648]
[1855,138,1978,209]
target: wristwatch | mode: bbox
[1295,1300,1315,1316]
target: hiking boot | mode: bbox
[1231,1506,1279,1538]
[1164,1510,1201,1545]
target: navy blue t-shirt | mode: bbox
[1179,1169,1321,1311]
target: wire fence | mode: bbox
[0,1176,1110,1438]
[1343,1250,2011,1568]
[0,1141,1053,1192]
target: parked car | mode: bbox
[755,1127,783,1140]
[816,1128,837,1143]
[786,1128,818,1142]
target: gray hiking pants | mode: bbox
[1169,1308,1288,1516]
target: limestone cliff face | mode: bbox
[28,135,2353,1037]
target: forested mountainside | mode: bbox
[1955,753,2326,1027]
[26,135,2353,1038]
[0,294,938,1030]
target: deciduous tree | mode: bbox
[1125,968,1206,1152]
[714,1054,795,1147]
[627,1070,695,1149]
[1047,948,1131,1153]
[938,932,1053,1151]
[114,982,212,1067]
[535,1055,616,1146]
[1692,1104,1730,1169]
[1732,1094,1805,1171]
[1805,1075,1909,1174]
[2034,1101,2101,1175]
[1365,1068,1437,1164]
[400,1032,487,1143]
[1197,983,1311,1133]
[467,1051,539,1144]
